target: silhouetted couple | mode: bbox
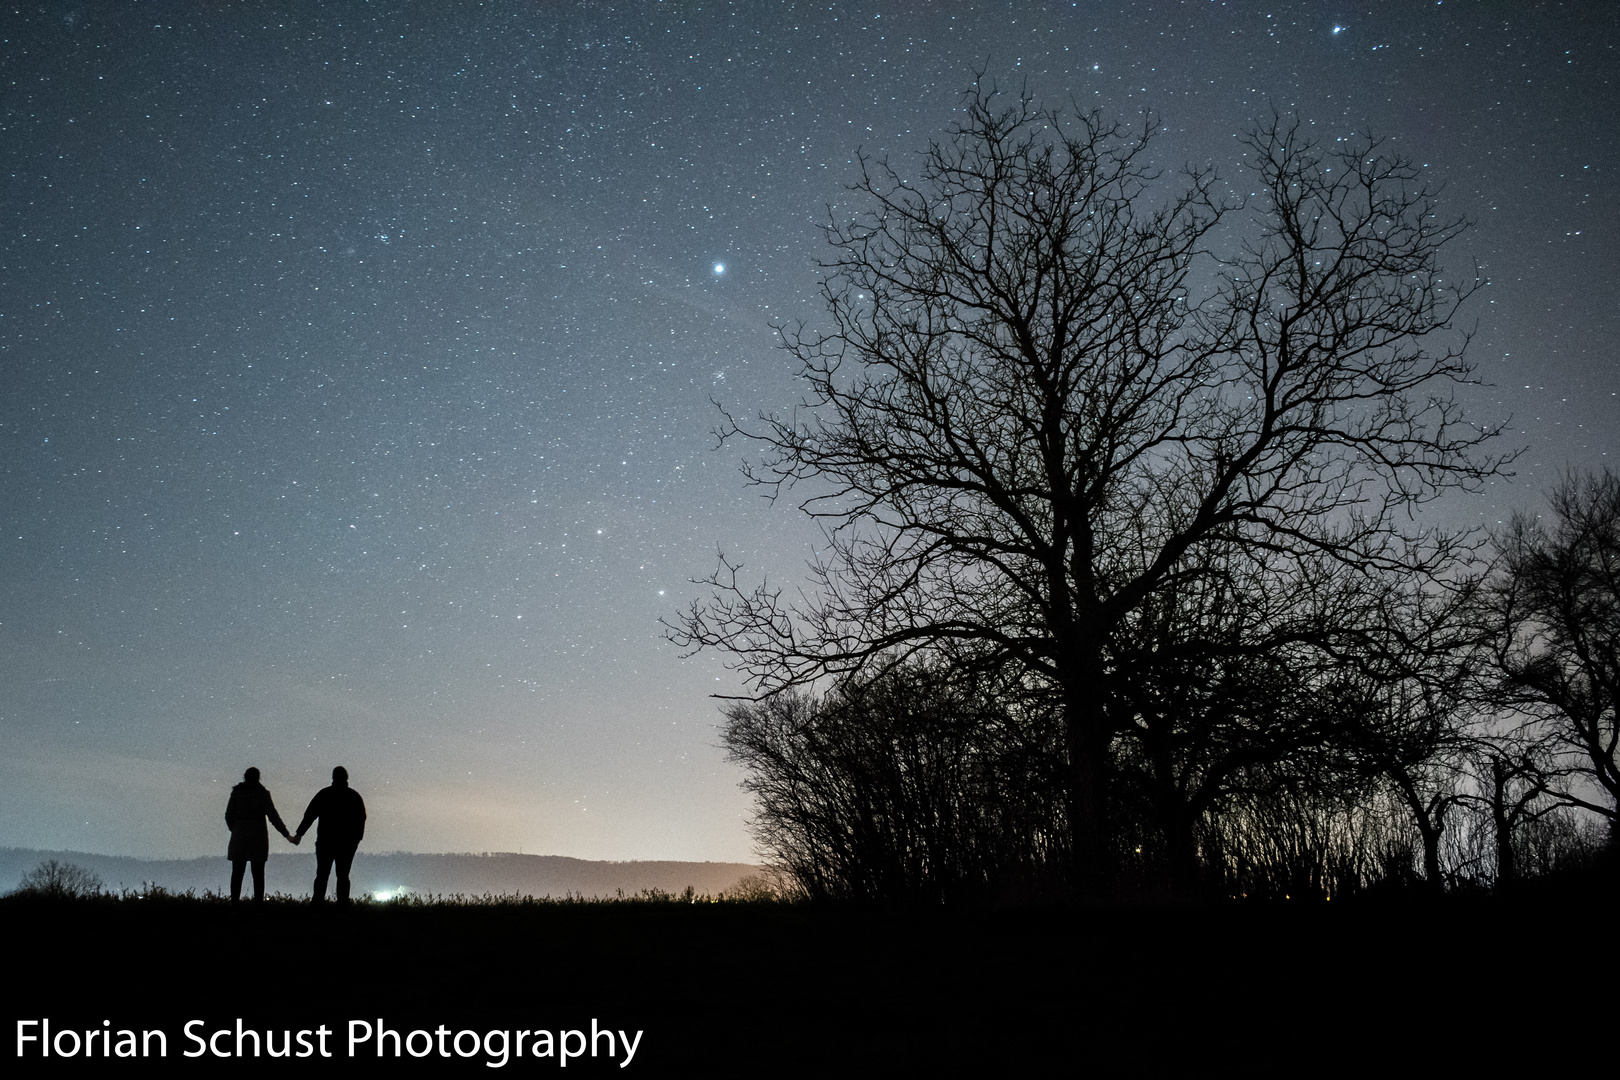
[225,766,367,905]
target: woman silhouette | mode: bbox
[224,767,294,903]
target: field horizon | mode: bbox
[0,847,761,902]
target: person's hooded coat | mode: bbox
[225,781,288,862]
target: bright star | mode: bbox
[713,262,725,275]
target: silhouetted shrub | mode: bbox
[17,859,103,899]
[1199,780,1400,900]
[1515,809,1609,878]
[718,874,786,903]
[722,660,1067,904]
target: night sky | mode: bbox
[2,1,1615,863]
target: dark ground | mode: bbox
[5,891,1596,1075]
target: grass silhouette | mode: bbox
[5,874,1607,1073]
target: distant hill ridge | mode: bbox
[0,848,761,899]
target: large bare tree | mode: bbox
[671,85,1507,892]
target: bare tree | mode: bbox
[671,83,1507,891]
[17,858,103,899]
[1110,550,1380,897]
[1337,679,1468,893]
[1327,576,1497,893]
[1462,746,1553,886]
[1486,469,1620,852]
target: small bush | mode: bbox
[17,859,103,899]
[719,874,785,903]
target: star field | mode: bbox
[2,1,1615,861]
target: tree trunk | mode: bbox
[1419,819,1444,894]
[1144,722,1201,901]
[1063,671,1110,901]
[1163,808,1201,902]
[1394,772,1445,894]
[1490,758,1518,886]
[1493,810,1517,885]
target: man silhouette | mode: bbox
[293,766,367,905]
[224,767,294,903]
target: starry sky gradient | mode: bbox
[2,1,1616,861]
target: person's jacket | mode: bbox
[225,782,288,862]
[297,783,367,848]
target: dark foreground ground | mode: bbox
[6,889,1604,1075]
